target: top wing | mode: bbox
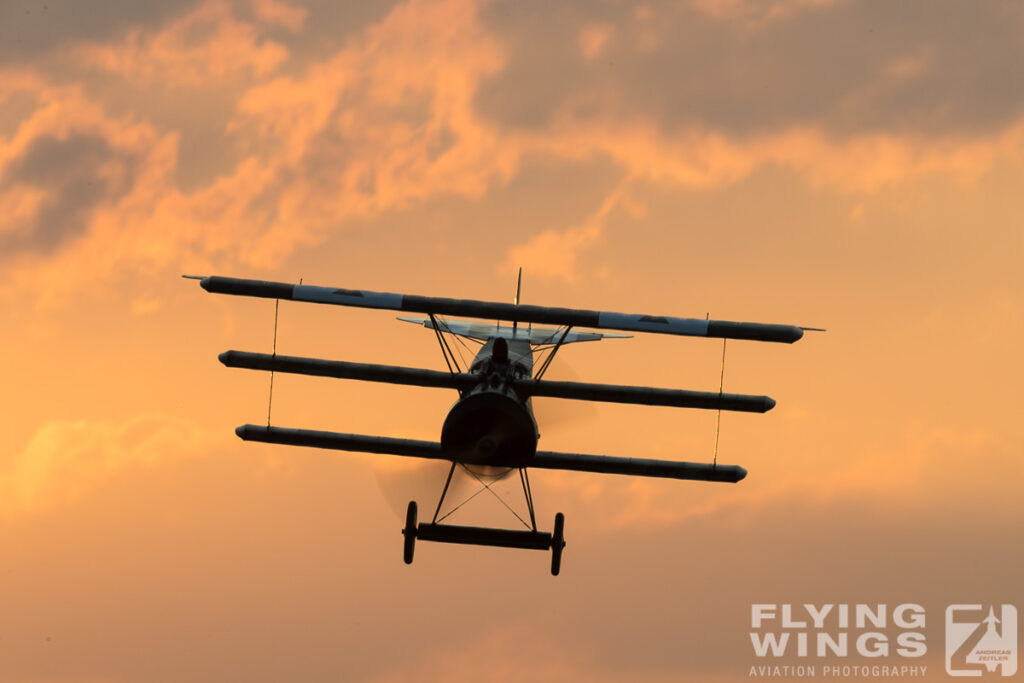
[196,275,804,343]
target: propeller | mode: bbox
[373,458,462,521]
[531,358,597,436]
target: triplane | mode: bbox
[189,273,812,575]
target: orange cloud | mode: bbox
[537,424,1023,532]
[690,0,838,27]
[5,0,1024,304]
[365,622,696,683]
[250,0,308,32]
[200,0,516,265]
[503,180,643,283]
[1,414,214,519]
[579,23,615,61]
[0,72,181,303]
[535,117,1024,193]
[74,0,291,87]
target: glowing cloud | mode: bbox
[1,414,213,518]
[74,0,291,87]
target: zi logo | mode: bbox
[946,605,1017,677]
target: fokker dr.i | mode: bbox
[188,272,810,574]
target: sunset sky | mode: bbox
[2,0,1022,681]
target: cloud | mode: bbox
[537,426,1023,530]
[0,414,214,518]
[578,23,615,61]
[1,134,135,254]
[3,448,1012,682]
[689,0,839,26]
[503,180,643,283]
[4,0,1024,302]
[0,72,180,301]
[74,0,291,87]
[0,0,189,63]
[478,0,1024,137]
[365,622,693,683]
[250,0,307,32]
[231,0,512,221]
[0,0,518,303]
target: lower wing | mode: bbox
[235,424,747,483]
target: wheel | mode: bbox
[550,512,565,576]
[403,501,418,564]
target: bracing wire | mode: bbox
[436,316,471,370]
[436,465,532,530]
[534,326,572,380]
[463,465,532,529]
[712,337,727,466]
[428,313,460,375]
[266,298,280,426]
[435,487,487,524]
[451,331,476,364]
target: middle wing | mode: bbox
[220,350,776,412]
[235,424,747,483]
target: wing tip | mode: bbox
[236,424,266,440]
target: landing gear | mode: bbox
[403,508,567,572]
[402,501,417,564]
[400,469,568,574]
[550,512,565,576]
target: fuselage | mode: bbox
[439,335,538,467]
